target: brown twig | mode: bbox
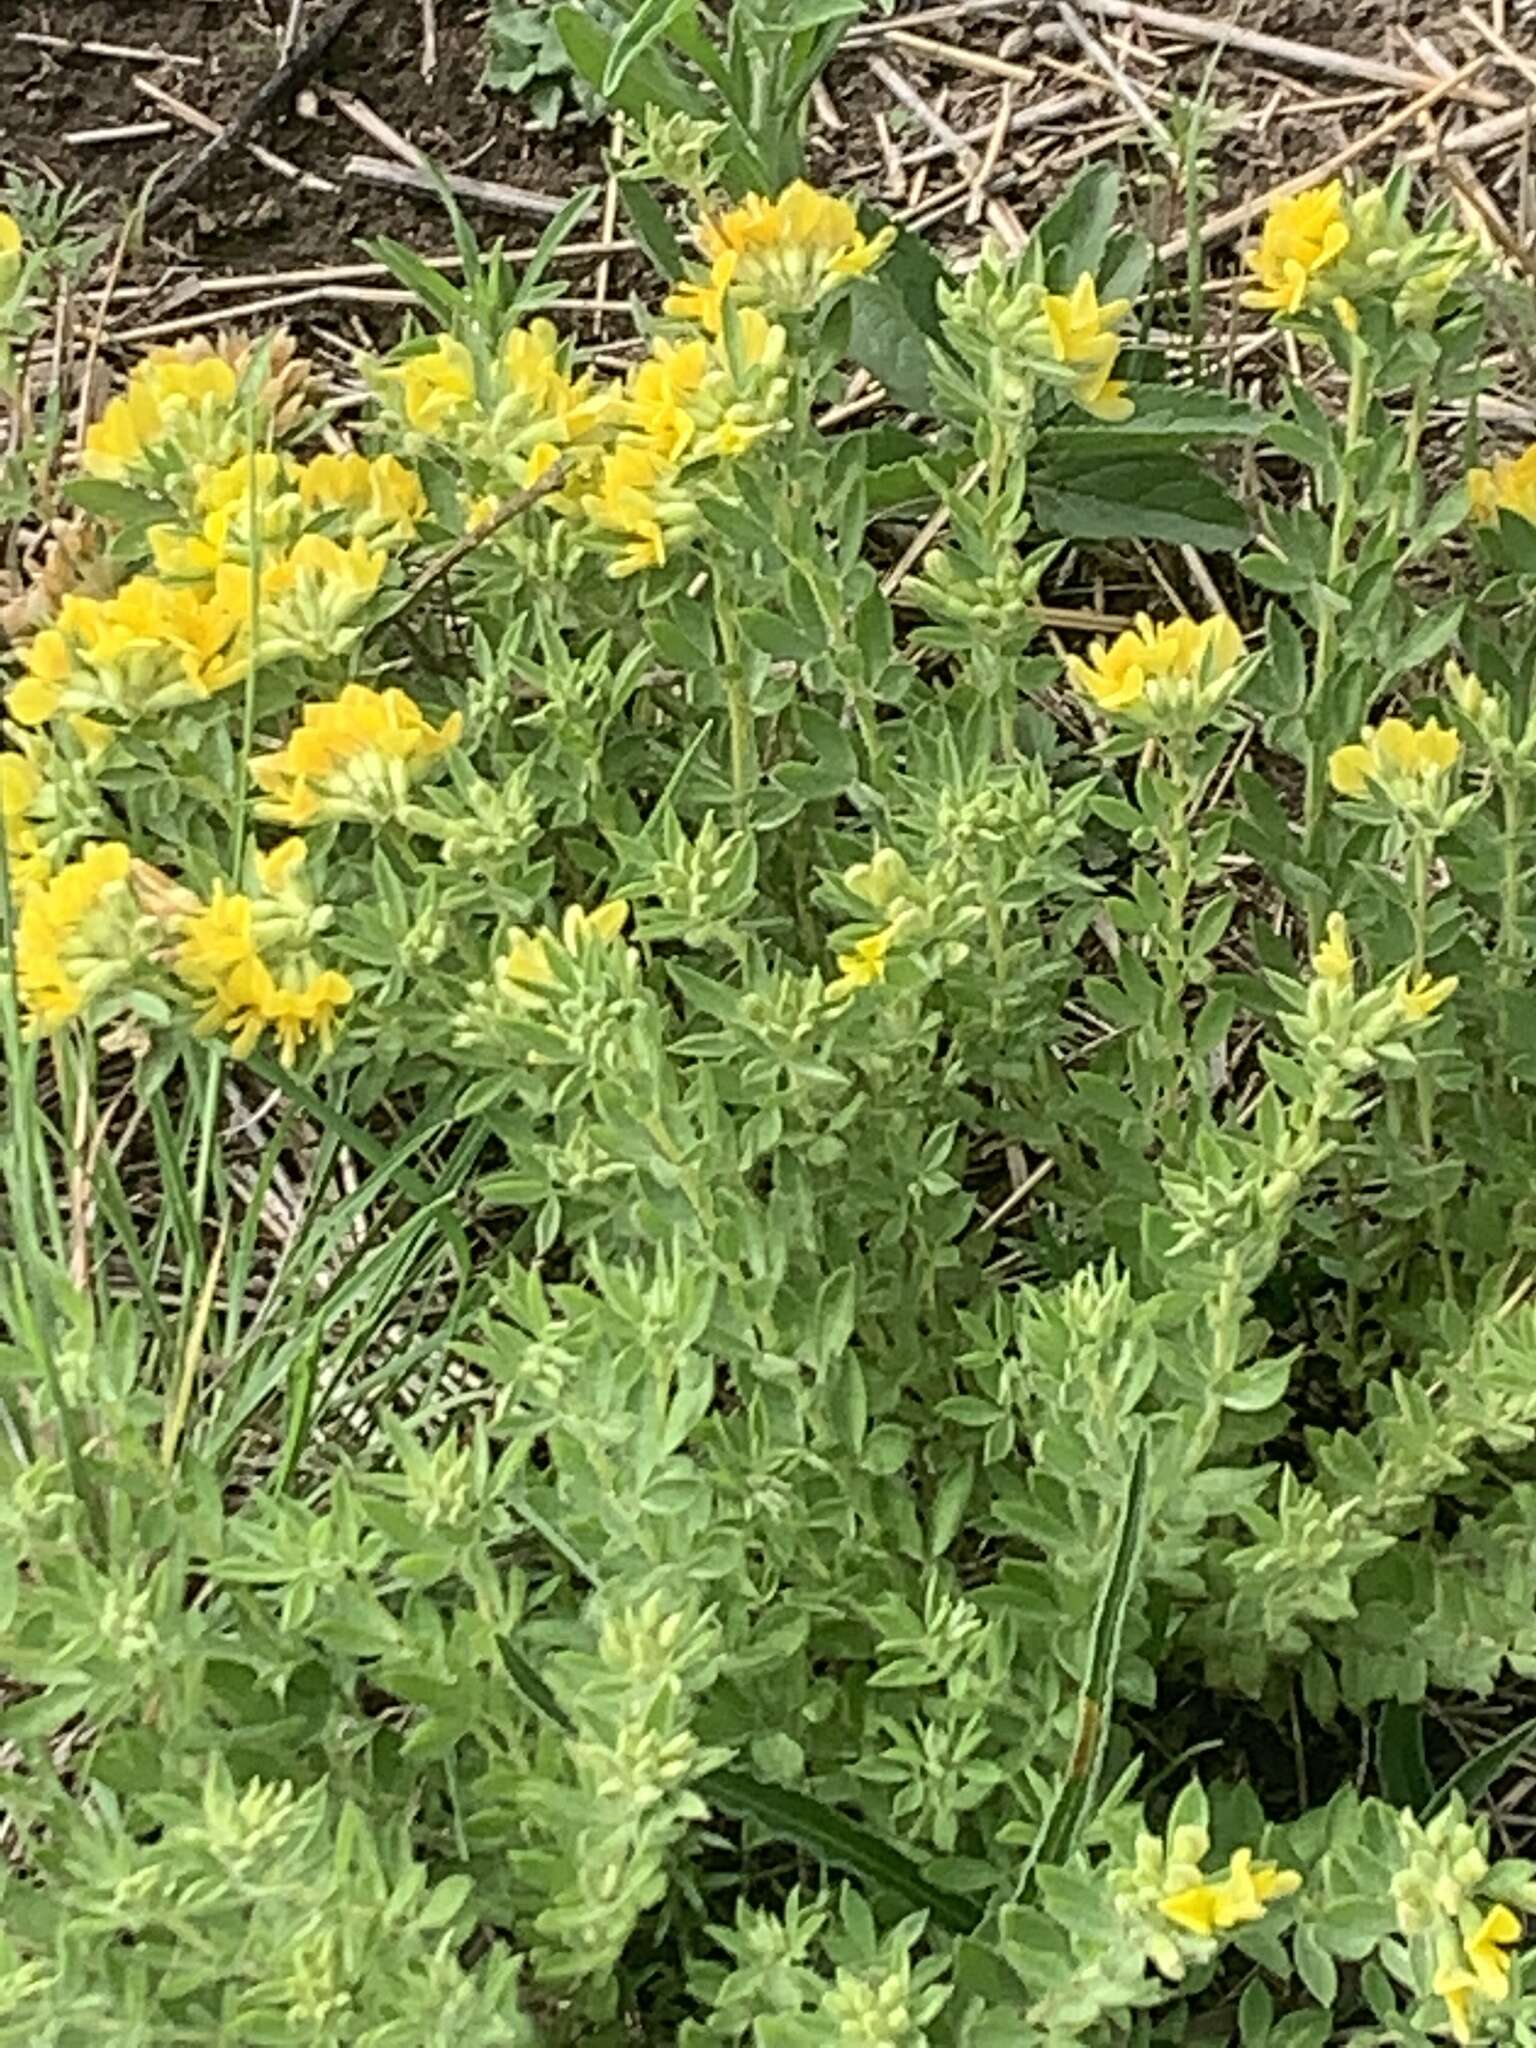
[343,152,565,220]
[146,0,370,218]
[1069,0,1506,107]
[135,76,336,193]
[395,461,574,616]
[14,29,204,65]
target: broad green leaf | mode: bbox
[553,5,705,119]
[1032,452,1249,551]
[848,221,950,411]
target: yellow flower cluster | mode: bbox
[252,682,461,827]
[1067,611,1245,718]
[1,747,53,895]
[1158,1845,1302,1937]
[12,575,246,728]
[381,321,613,493]
[583,309,787,576]
[1329,715,1460,798]
[496,899,631,1010]
[1244,178,1475,329]
[1434,1904,1521,2045]
[1042,273,1134,423]
[1468,442,1536,528]
[1244,180,1352,317]
[0,211,22,295]
[84,348,244,486]
[173,840,352,1065]
[13,841,141,1031]
[665,181,895,334]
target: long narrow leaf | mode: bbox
[703,1771,978,1935]
[1018,1431,1150,1888]
[1426,1717,1536,1820]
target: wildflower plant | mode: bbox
[6,49,1536,2048]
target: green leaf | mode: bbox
[553,4,705,118]
[1018,1431,1150,1886]
[1032,452,1248,551]
[1039,385,1266,454]
[619,176,684,281]
[848,222,950,411]
[704,1770,978,1934]
[61,477,165,528]
[1036,164,1121,292]
[601,0,694,98]
[1376,1701,1434,1812]
[1425,1715,1536,1819]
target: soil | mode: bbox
[6,0,1533,366]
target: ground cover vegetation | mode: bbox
[5,4,1536,2043]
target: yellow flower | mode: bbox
[1467,1905,1520,2001]
[13,841,137,1031]
[496,899,630,1009]
[827,925,896,1001]
[666,181,894,332]
[623,309,787,467]
[1042,273,1135,422]
[1468,443,1536,527]
[251,682,462,826]
[229,533,386,656]
[1067,612,1245,715]
[1312,911,1353,985]
[1159,1847,1301,1937]
[1243,180,1352,315]
[297,451,427,542]
[1328,715,1460,797]
[580,441,682,578]
[0,211,21,293]
[197,953,354,1065]
[8,577,246,727]
[1433,1906,1519,2045]
[0,750,50,895]
[175,852,351,1066]
[385,335,478,435]
[10,625,75,726]
[83,352,241,482]
[149,452,305,584]
[1398,971,1458,1022]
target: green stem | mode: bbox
[1408,831,1456,1295]
[1302,347,1372,884]
[1158,735,1196,1138]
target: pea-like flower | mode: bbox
[251,682,462,827]
[1328,715,1460,799]
[83,350,242,484]
[665,181,894,333]
[1159,1845,1302,1937]
[0,211,22,294]
[1312,911,1354,986]
[1468,442,1536,528]
[1,749,52,896]
[1042,273,1134,422]
[9,576,246,727]
[12,841,142,1032]
[1433,1904,1521,2046]
[496,900,631,1010]
[296,450,427,543]
[174,838,352,1065]
[1066,611,1245,722]
[384,334,478,436]
[1397,970,1458,1023]
[1243,180,1351,316]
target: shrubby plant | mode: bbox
[5,36,1536,2046]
